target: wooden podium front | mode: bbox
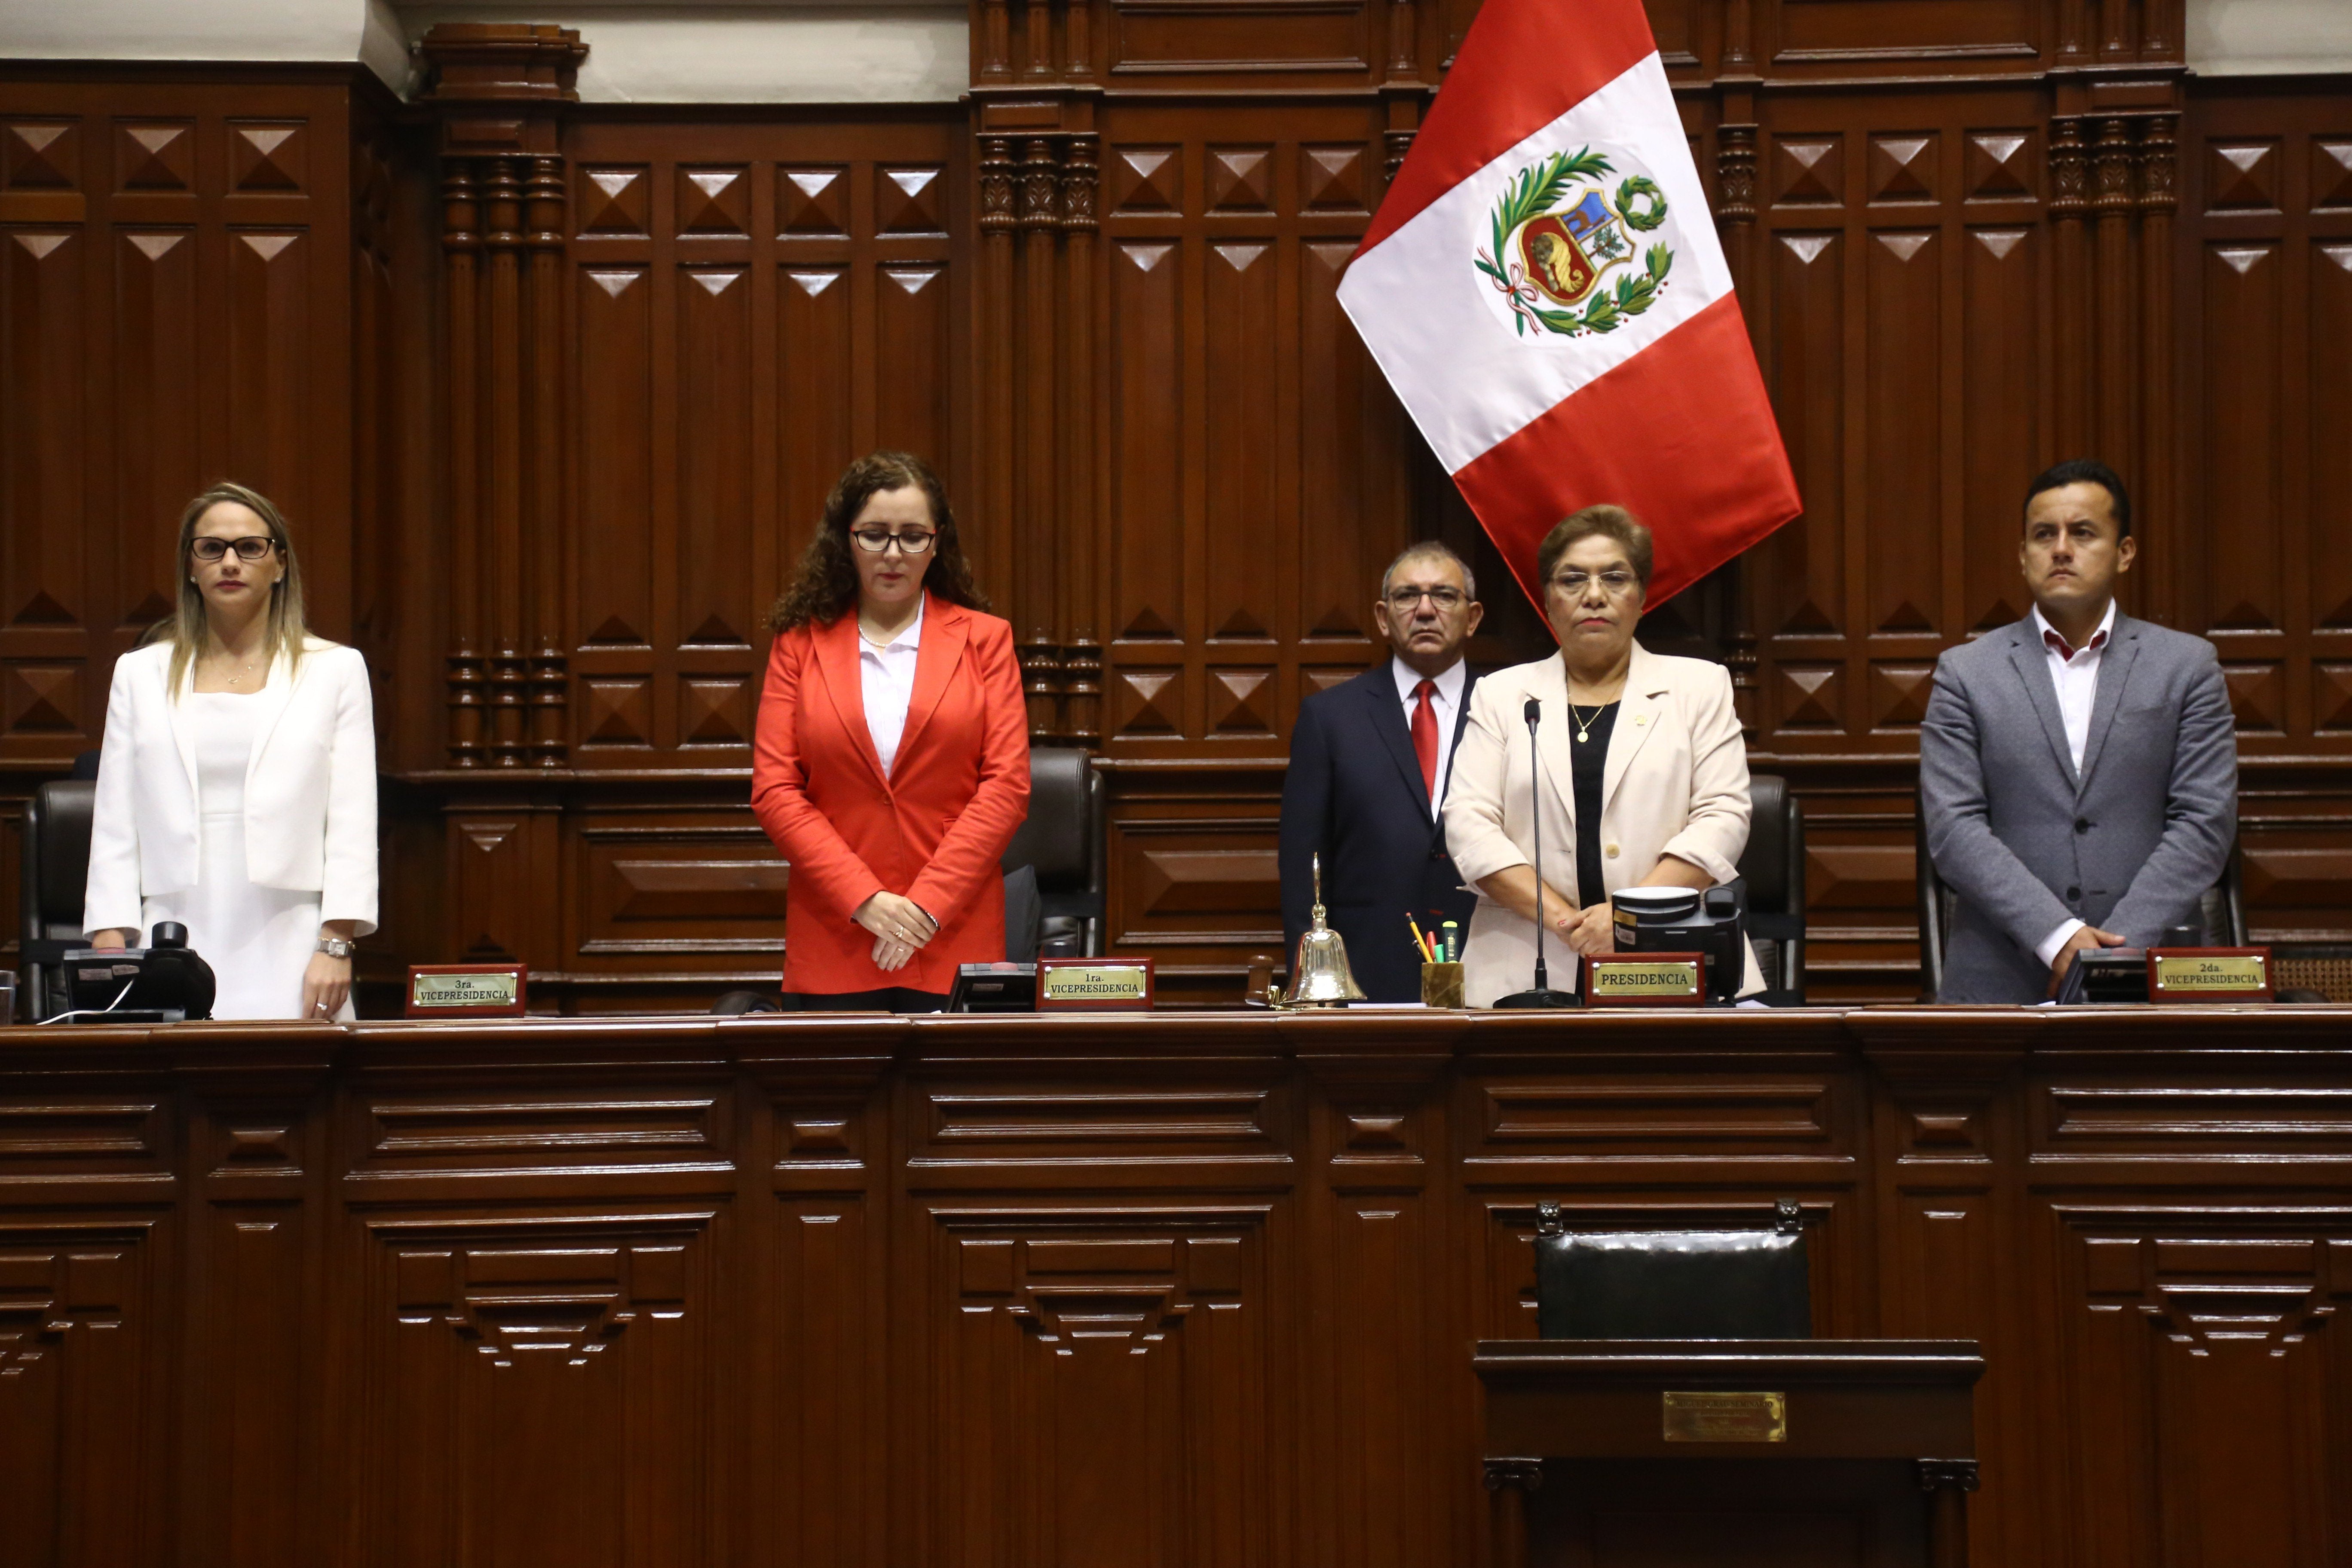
[1477,1340,1984,1568]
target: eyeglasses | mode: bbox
[1550,570,1638,597]
[191,536,280,564]
[850,527,937,555]
[1386,587,1467,612]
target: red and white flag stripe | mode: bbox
[1339,0,1799,607]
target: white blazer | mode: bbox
[83,637,379,938]
[1442,642,1761,1006]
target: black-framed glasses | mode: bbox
[850,527,937,555]
[190,536,280,564]
[1386,587,1467,612]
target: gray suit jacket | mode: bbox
[1919,611,2237,1003]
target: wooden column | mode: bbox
[439,159,486,767]
[526,153,569,766]
[416,22,586,771]
[977,135,1019,651]
[1715,116,1762,736]
[2049,119,2092,458]
[1060,135,1102,744]
[2093,117,2139,480]
[1018,136,1064,739]
[2138,113,2179,623]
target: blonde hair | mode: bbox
[148,482,311,696]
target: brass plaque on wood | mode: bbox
[1583,953,1706,1007]
[2147,948,2272,1001]
[1662,1390,1787,1442]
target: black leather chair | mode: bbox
[1736,774,1806,1005]
[1001,747,1105,961]
[18,778,98,1022]
[1915,784,2247,999]
[1533,1198,1811,1339]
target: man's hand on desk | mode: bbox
[2047,924,2126,997]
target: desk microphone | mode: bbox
[1494,696,1579,1010]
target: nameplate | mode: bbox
[2147,947,2272,1002]
[1662,1390,1786,1443]
[405,965,528,1018]
[1582,953,1706,1008]
[1037,959,1155,1011]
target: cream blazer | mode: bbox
[1442,643,1761,1006]
[83,637,379,938]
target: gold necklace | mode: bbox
[1569,700,1606,744]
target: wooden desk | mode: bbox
[1477,1339,1984,1568]
[0,1006,2344,1566]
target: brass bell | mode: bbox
[1279,853,1367,1007]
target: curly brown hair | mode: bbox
[765,451,989,632]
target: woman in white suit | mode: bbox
[1444,505,1762,1006]
[83,483,378,1020]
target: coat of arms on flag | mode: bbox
[1335,0,1800,607]
[1475,147,1675,337]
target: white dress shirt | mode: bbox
[1390,655,1468,815]
[859,599,924,778]
[2030,599,2116,966]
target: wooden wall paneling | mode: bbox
[1099,758,1286,1001]
[760,1047,892,1568]
[1295,1037,1455,1568]
[176,1058,334,1568]
[0,1212,170,1563]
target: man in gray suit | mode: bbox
[1920,460,2237,1002]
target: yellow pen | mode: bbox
[1407,913,1435,963]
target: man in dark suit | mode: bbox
[1280,542,1484,1000]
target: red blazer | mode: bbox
[751,594,1031,995]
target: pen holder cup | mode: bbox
[1420,961,1465,1009]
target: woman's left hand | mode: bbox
[1566,900,1617,956]
[302,952,352,1019]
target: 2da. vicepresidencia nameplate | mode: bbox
[405,964,529,1018]
[1036,959,1155,1011]
[1582,952,1706,1007]
[2146,947,2272,1003]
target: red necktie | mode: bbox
[1411,679,1439,800]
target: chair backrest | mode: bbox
[1533,1199,1811,1340]
[21,779,96,943]
[1735,774,1806,1001]
[1000,747,1106,957]
[1914,785,2245,998]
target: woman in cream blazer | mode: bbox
[84,484,377,1020]
[1443,508,1761,1006]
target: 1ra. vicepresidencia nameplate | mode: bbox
[1582,952,1707,1008]
[2146,947,2272,1003]
[1036,959,1155,1011]
[405,964,529,1018]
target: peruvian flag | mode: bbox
[1338,0,1799,607]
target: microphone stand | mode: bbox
[1494,695,1580,1009]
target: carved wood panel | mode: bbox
[560,116,963,773]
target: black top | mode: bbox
[1568,701,1619,910]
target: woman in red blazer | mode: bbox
[751,452,1030,1008]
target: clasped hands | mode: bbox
[854,891,938,973]
[1537,888,1618,957]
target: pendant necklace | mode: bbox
[1569,702,1601,744]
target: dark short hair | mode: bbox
[1537,505,1653,593]
[2024,459,2131,538]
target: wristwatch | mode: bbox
[315,937,355,960]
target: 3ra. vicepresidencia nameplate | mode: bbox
[2146,947,2272,1003]
[1582,952,1707,1008]
[1036,959,1155,1011]
[405,964,529,1018]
